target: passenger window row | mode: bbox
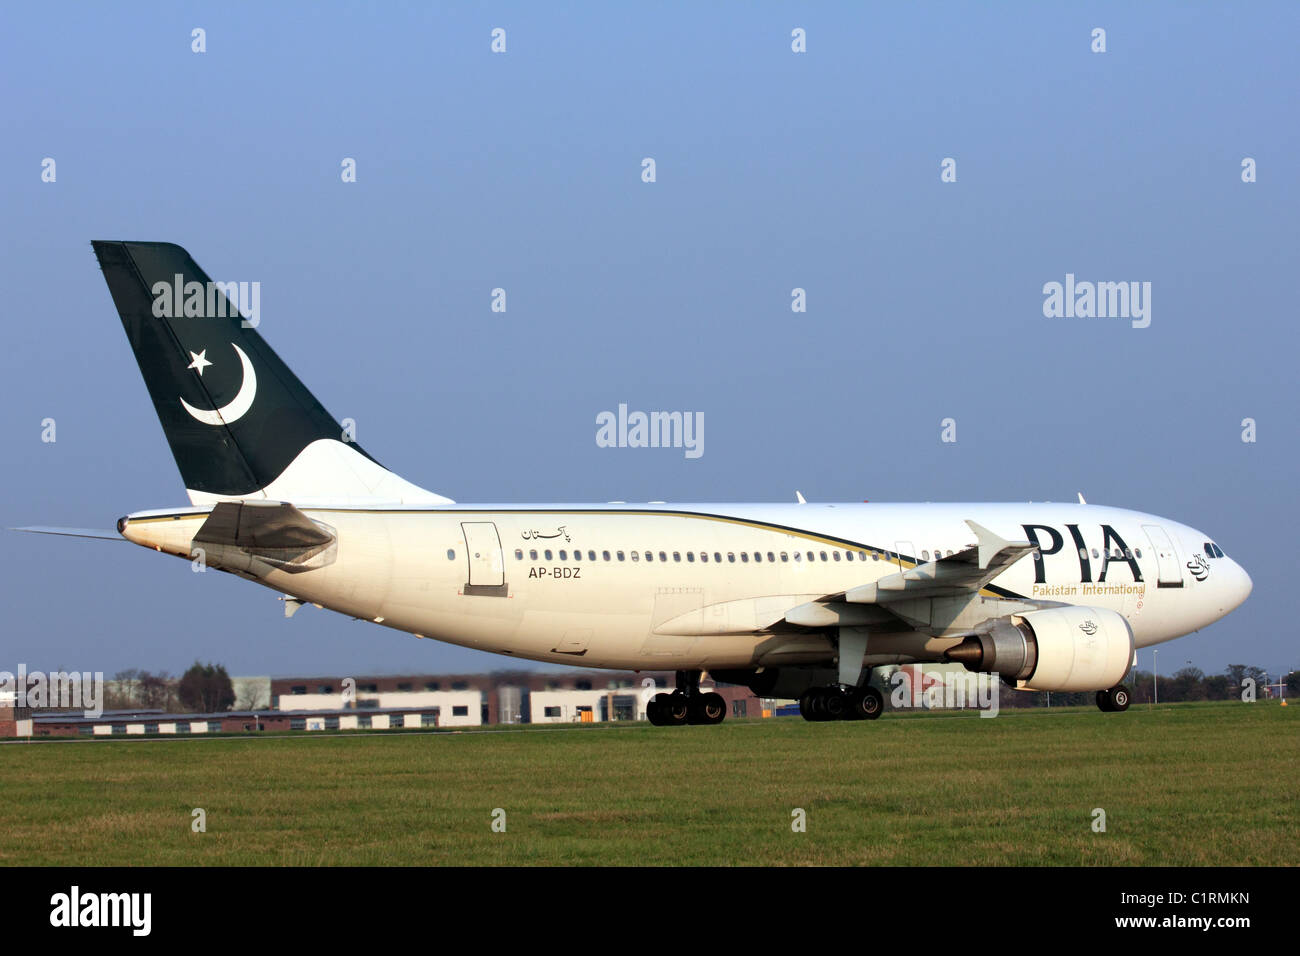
[489,547,893,563]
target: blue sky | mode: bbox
[2,2,1296,680]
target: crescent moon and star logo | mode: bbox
[179,343,258,425]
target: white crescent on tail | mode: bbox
[180,344,257,425]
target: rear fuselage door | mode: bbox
[1142,524,1183,588]
[461,521,507,595]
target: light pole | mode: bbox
[1153,649,1158,705]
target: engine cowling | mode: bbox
[945,606,1134,692]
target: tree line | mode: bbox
[102,662,240,713]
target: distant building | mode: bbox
[0,669,768,737]
[271,670,764,724]
[277,690,482,727]
[28,704,449,737]
[0,692,32,738]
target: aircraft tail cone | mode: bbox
[944,636,986,671]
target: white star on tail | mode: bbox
[187,350,213,376]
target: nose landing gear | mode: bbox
[1096,684,1131,712]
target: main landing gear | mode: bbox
[798,629,883,722]
[799,685,884,722]
[646,670,726,726]
[1096,684,1132,712]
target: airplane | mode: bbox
[19,241,1253,725]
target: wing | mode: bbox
[784,520,1036,626]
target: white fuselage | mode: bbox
[121,501,1252,673]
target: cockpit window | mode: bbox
[1206,543,1225,559]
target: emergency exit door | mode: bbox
[461,522,508,596]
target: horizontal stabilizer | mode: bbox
[11,526,125,541]
[192,501,336,575]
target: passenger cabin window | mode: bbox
[589,550,596,561]
[544,549,553,560]
[833,551,841,561]
[658,551,667,562]
[794,552,802,561]
[714,552,722,563]
[530,549,538,560]
[446,549,456,560]
[767,552,775,562]
[819,551,828,561]
[728,553,735,563]
[645,551,653,562]
[617,551,625,561]
[781,552,789,562]
[561,550,570,560]
[687,552,695,562]
[603,550,611,561]
[631,551,639,561]
[515,549,523,560]
[753,552,762,562]
[700,552,709,562]
[741,552,749,563]
[673,552,681,562]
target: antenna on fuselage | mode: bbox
[795,491,806,504]
[1077,492,1087,505]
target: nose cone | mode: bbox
[1222,560,1253,614]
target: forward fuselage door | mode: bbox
[1142,524,1183,589]
[461,521,508,596]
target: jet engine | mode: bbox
[945,606,1134,692]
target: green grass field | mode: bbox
[2,700,1294,866]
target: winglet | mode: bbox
[795,491,806,504]
[964,519,1015,569]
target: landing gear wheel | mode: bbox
[1108,685,1131,712]
[688,692,727,725]
[1096,689,1113,712]
[799,690,819,721]
[654,693,689,726]
[821,688,847,721]
[646,700,664,725]
[849,687,884,720]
